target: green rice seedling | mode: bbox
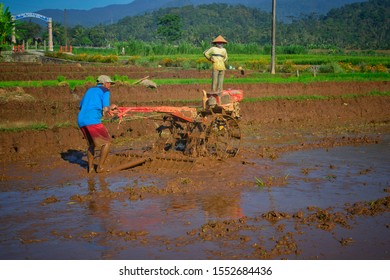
[53,122,73,129]
[255,177,265,188]
[85,76,95,83]
[56,76,66,82]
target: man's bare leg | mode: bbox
[96,143,110,173]
[87,146,95,173]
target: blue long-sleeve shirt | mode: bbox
[77,86,110,127]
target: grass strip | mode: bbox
[0,123,49,132]
[144,73,390,85]
[0,73,389,88]
[0,122,74,132]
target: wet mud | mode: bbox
[0,63,389,259]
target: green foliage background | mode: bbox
[7,0,390,50]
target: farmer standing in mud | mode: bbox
[78,75,117,173]
[203,35,228,92]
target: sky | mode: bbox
[2,0,135,15]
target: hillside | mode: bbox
[32,0,367,27]
[12,0,389,50]
[93,0,389,49]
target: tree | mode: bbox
[17,21,43,45]
[0,3,15,56]
[157,14,182,43]
[69,25,92,46]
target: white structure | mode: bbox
[12,13,53,51]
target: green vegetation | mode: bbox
[18,47,390,72]
[120,52,390,70]
[0,80,66,87]
[255,174,290,188]
[0,121,74,132]
[4,0,389,52]
[255,177,265,189]
[53,122,73,129]
[0,3,15,56]
[0,72,389,89]
[157,14,182,43]
[45,51,119,63]
[2,1,389,77]
[0,122,48,132]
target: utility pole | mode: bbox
[64,9,68,47]
[271,0,276,74]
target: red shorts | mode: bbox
[80,123,111,147]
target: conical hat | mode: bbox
[212,35,228,44]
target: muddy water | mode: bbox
[243,136,390,213]
[238,137,390,259]
[0,138,389,260]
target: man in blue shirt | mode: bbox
[78,75,117,173]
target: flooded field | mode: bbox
[0,136,389,260]
[0,63,389,260]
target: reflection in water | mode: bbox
[202,194,243,219]
[167,192,245,220]
[85,176,162,237]
[87,176,110,213]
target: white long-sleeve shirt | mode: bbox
[203,46,228,71]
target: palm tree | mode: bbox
[0,3,15,56]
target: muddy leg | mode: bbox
[87,146,95,173]
[96,143,110,173]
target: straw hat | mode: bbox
[212,35,228,44]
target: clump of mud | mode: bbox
[0,87,35,103]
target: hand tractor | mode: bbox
[108,89,244,171]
